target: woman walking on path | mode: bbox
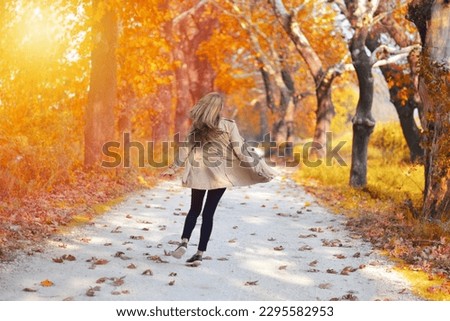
[161,92,275,266]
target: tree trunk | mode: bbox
[349,26,376,187]
[367,0,424,162]
[173,6,217,138]
[270,0,337,158]
[84,1,117,168]
[408,0,450,220]
[314,80,335,157]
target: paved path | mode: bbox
[0,173,418,300]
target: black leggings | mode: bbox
[181,188,226,252]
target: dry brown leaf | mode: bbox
[80,238,91,243]
[168,280,175,286]
[96,277,108,284]
[319,283,332,289]
[40,279,54,287]
[62,254,76,261]
[309,260,318,267]
[127,263,137,269]
[244,280,258,286]
[274,245,284,251]
[23,288,37,292]
[353,252,361,258]
[126,214,133,218]
[278,265,288,270]
[121,290,130,294]
[169,272,177,277]
[217,257,229,261]
[228,238,237,243]
[111,291,121,295]
[310,227,323,233]
[299,245,313,251]
[142,269,153,276]
[341,294,358,301]
[130,235,144,240]
[95,259,109,265]
[307,268,320,273]
[334,254,346,259]
[112,277,125,286]
[299,234,317,238]
[326,269,338,274]
[52,257,64,263]
[104,242,113,246]
[148,255,168,263]
[359,264,366,269]
[86,288,96,297]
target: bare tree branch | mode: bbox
[173,0,209,25]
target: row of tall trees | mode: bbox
[1,0,447,219]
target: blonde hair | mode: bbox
[188,92,224,144]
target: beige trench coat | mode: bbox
[171,118,276,190]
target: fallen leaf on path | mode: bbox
[233,226,238,229]
[276,213,290,217]
[319,283,332,289]
[334,254,346,259]
[307,268,320,273]
[304,202,311,207]
[322,239,343,247]
[126,214,133,218]
[52,257,64,263]
[359,264,366,269]
[96,277,108,284]
[353,252,361,258]
[63,297,74,301]
[168,280,175,286]
[40,279,54,287]
[94,259,109,265]
[23,288,37,292]
[86,288,96,297]
[299,234,317,238]
[62,254,76,261]
[203,256,212,260]
[121,290,130,294]
[111,227,122,233]
[112,291,121,295]
[142,269,153,276]
[228,238,237,243]
[217,257,229,261]
[326,269,338,274]
[80,238,91,243]
[268,237,276,241]
[114,251,131,260]
[245,280,258,286]
[309,260,318,267]
[349,233,362,239]
[278,265,288,270]
[142,227,149,231]
[169,272,177,277]
[274,246,284,251]
[104,242,112,246]
[112,277,125,286]
[341,294,358,301]
[299,245,313,251]
[130,235,144,240]
[148,255,168,263]
[310,227,323,233]
[340,266,357,275]
[127,263,137,269]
